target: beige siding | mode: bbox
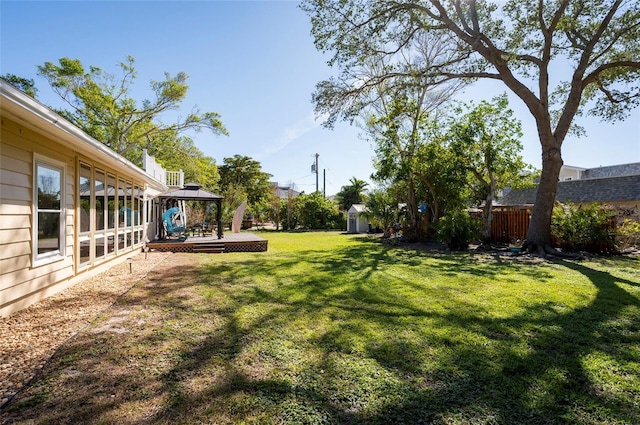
[1,117,77,316]
[1,113,148,317]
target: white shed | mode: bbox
[347,204,369,233]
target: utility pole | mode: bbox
[314,153,319,193]
[323,169,326,198]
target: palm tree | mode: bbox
[336,177,369,211]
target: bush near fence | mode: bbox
[475,204,625,250]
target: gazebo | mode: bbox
[157,182,224,239]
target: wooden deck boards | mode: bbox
[146,232,268,253]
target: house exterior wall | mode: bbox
[559,166,584,181]
[1,110,152,317]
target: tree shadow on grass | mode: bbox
[144,249,639,423]
[363,259,640,424]
[4,247,639,424]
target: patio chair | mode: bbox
[163,207,186,238]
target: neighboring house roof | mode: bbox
[581,162,640,179]
[499,174,640,205]
[270,182,300,199]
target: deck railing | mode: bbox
[165,170,184,188]
[142,150,184,188]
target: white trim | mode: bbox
[32,153,67,267]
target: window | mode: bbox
[118,178,126,250]
[94,169,106,261]
[34,155,65,263]
[107,175,116,230]
[106,174,116,255]
[79,163,92,266]
[95,169,105,232]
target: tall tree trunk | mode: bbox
[524,141,563,255]
[482,183,494,244]
[405,176,419,241]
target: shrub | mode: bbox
[295,192,343,230]
[437,210,480,251]
[616,219,640,251]
[551,202,616,253]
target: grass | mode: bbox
[3,231,639,424]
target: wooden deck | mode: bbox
[146,233,268,254]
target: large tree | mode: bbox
[218,155,273,207]
[37,56,228,169]
[302,0,640,255]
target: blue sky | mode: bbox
[2,1,639,196]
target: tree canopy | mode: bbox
[302,0,640,255]
[2,73,38,98]
[37,56,227,189]
[447,94,532,242]
[218,155,273,208]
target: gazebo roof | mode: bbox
[159,182,223,201]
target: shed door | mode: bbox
[348,213,356,233]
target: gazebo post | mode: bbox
[216,199,223,239]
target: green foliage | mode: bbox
[447,94,532,241]
[151,135,220,191]
[302,0,640,249]
[363,189,397,236]
[335,176,369,211]
[294,192,343,230]
[2,73,38,98]
[448,94,529,199]
[412,126,471,221]
[220,184,248,229]
[36,56,227,181]
[551,203,617,253]
[616,219,640,251]
[437,210,480,251]
[219,155,273,208]
[369,95,456,240]
[279,196,299,230]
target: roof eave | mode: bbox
[1,81,167,191]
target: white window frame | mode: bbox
[33,154,66,266]
[78,162,92,268]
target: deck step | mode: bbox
[192,242,225,253]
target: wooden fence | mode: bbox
[476,204,619,244]
[473,206,532,244]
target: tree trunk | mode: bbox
[482,189,493,244]
[405,176,419,241]
[524,142,563,255]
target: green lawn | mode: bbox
[5,232,640,424]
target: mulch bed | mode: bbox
[0,251,172,408]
